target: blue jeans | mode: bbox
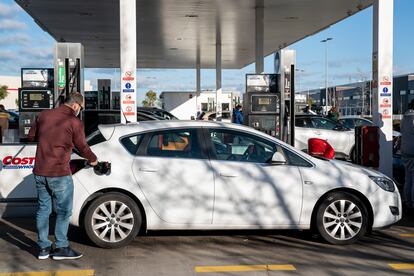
[35,175,73,249]
[403,157,414,208]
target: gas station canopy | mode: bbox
[16,0,372,69]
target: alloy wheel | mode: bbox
[91,201,135,243]
[322,199,362,241]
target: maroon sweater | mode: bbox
[28,105,97,177]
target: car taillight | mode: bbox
[70,159,87,175]
[308,138,335,159]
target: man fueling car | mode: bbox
[28,92,108,260]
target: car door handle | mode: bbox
[139,168,158,172]
[219,172,238,178]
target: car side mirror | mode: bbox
[271,152,287,165]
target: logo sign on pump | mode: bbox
[1,156,35,170]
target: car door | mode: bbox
[294,117,316,151]
[132,128,214,224]
[207,128,303,226]
[310,117,349,153]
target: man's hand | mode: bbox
[90,160,98,166]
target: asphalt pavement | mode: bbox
[0,212,413,276]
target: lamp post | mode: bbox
[295,69,305,93]
[321,37,333,114]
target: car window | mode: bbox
[339,119,355,129]
[120,134,144,155]
[137,114,152,121]
[282,148,313,167]
[355,119,373,127]
[311,118,338,130]
[146,129,203,159]
[209,129,276,163]
[295,118,312,128]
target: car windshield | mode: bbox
[311,117,339,130]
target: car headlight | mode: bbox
[369,176,395,192]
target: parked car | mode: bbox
[295,115,355,159]
[198,111,232,123]
[339,117,374,129]
[137,107,178,120]
[339,116,401,138]
[70,121,401,248]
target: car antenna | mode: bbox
[121,110,131,124]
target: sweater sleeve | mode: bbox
[72,119,97,163]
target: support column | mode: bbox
[255,0,264,74]
[372,0,393,177]
[196,58,201,116]
[120,0,137,123]
[216,14,222,120]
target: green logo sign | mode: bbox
[58,66,65,88]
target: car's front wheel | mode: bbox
[316,192,369,245]
[84,192,142,248]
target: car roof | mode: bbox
[99,120,267,140]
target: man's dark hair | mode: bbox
[65,92,84,106]
[409,99,414,110]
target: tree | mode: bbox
[0,85,8,101]
[142,90,157,107]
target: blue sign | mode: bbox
[380,93,391,97]
[383,87,389,93]
[125,83,131,89]
[123,89,134,93]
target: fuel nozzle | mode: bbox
[93,161,111,175]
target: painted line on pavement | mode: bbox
[389,263,414,270]
[0,269,95,276]
[399,233,414,237]
[195,264,296,273]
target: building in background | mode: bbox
[160,90,241,120]
[299,73,414,118]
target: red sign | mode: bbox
[2,156,35,165]
[122,71,135,81]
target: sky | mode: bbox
[0,0,413,104]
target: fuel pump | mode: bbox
[244,74,283,139]
[54,43,84,106]
[18,68,54,141]
[275,49,296,145]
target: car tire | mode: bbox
[84,192,142,248]
[316,192,369,245]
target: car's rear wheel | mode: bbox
[84,193,142,248]
[316,192,369,245]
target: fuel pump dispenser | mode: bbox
[275,49,296,145]
[54,43,84,106]
[18,68,54,141]
[244,74,283,139]
[243,50,296,144]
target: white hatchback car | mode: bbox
[71,121,401,248]
[295,115,355,159]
